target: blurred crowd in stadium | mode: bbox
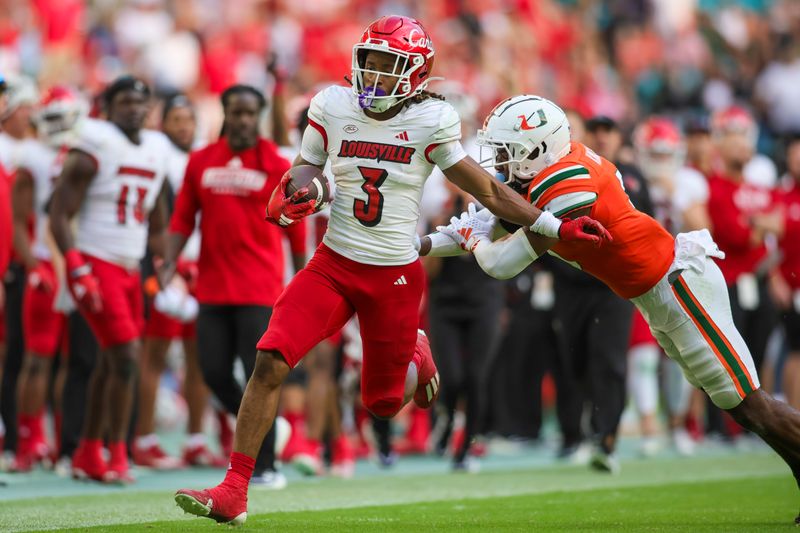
[0,0,799,486]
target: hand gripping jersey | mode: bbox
[301,85,465,265]
[71,118,171,269]
[526,142,675,299]
[13,140,68,261]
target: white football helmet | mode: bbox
[477,95,571,187]
[34,86,88,148]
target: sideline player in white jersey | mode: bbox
[626,117,712,457]
[433,95,800,523]
[174,15,610,525]
[10,86,87,471]
[49,76,172,484]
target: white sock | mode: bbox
[186,433,207,449]
[628,344,660,416]
[136,433,159,448]
[664,358,692,416]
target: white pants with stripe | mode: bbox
[631,230,760,410]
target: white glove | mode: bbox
[154,285,199,323]
[436,202,496,252]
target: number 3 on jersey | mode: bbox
[353,166,388,227]
[117,184,148,225]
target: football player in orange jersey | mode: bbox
[423,95,800,523]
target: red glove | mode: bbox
[558,216,613,246]
[27,262,56,293]
[265,172,316,227]
[176,259,199,294]
[64,250,103,313]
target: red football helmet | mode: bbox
[633,117,685,182]
[35,85,87,147]
[711,105,757,146]
[352,15,437,111]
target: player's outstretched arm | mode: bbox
[442,156,611,244]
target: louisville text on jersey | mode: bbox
[337,140,416,165]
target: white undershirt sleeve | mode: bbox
[299,124,328,166]
[428,141,467,171]
[472,228,539,279]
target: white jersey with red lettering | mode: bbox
[71,118,171,269]
[301,85,466,265]
[13,140,68,260]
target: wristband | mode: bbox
[529,211,562,239]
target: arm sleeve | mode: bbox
[472,228,539,280]
[425,103,462,165]
[169,154,200,236]
[428,141,467,171]
[299,90,329,166]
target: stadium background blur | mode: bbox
[1,0,800,508]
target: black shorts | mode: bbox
[783,307,800,352]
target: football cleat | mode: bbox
[182,444,227,468]
[413,330,440,409]
[133,443,185,470]
[71,444,107,482]
[250,470,287,490]
[330,435,356,479]
[175,487,247,526]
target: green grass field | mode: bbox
[1,442,796,532]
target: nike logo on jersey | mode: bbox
[338,140,416,165]
[393,275,408,286]
[395,131,409,141]
[517,109,548,131]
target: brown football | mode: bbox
[284,165,331,212]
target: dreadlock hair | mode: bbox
[403,90,446,108]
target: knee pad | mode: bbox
[365,397,403,419]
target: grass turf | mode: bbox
[53,476,798,532]
[3,450,796,532]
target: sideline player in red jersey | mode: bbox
[10,86,86,471]
[435,94,800,524]
[162,85,307,489]
[173,16,609,525]
[49,76,173,483]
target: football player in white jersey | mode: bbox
[628,117,712,457]
[174,15,610,525]
[10,86,87,471]
[49,76,172,484]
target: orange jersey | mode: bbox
[526,142,674,299]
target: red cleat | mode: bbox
[182,444,228,468]
[330,434,355,478]
[413,330,440,409]
[133,442,185,470]
[71,443,107,482]
[175,486,247,526]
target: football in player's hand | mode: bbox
[284,165,331,213]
